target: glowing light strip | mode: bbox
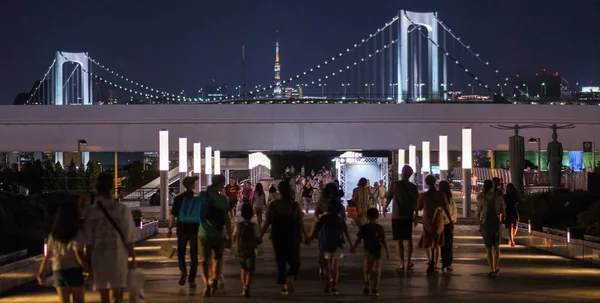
[434,16,528,98]
[26,59,56,104]
[85,54,193,101]
[227,16,400,100]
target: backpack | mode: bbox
[198,191,225,232]
[178,194,202,223]
[235,222,258,258]
[395,181,415,219]
[318,213,342,253]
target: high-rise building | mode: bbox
[273,36,283,98]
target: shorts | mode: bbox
[392,218,413,241]
[323,248,344,260]
[229,200,237,211]
[364,252,382,274]
[53,267,84,288]
[239,256,256,272]
[198,237,225,261]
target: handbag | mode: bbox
[97,202,145,303]
[347,206,358,219]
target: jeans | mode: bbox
[441,224,454,268]
[177,233,198,282]
[273,241,300,285]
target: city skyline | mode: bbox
[1,0,599,104]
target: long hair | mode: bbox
[51,201,79,244]
[269,185,277,194]
[425,175,437,191]
[321,182,340,202]
[483,179,494,195]
[255,183,264,196]
[357,177,368,187]
[278,180,293,202]
[506,183,517,195]
[438,180,452,202]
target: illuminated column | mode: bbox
[159,129,169,220]
[422,141,430,181]
[462,128,472,218]
[179,138,187,193]
[205,146,212,185]
[409,145,416,184]
[439,135,448,180]
[398,149,406,180]
[193,142,202,190]
[214,150,221,175]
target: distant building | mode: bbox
[514,70,562,101]
[284,85,303,98]
[273,38,283,98]
[205,78,229,100]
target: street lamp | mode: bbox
[214,150,221,175]
[468,83,474,95]
[159,130,169,220]
[462,128,472,218]
[528,138,541,169]
[77,139,87,167]
[398,149,405,180]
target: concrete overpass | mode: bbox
[0,104,598,152]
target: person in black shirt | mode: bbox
[168,176,200,288]
[351,208,389,297]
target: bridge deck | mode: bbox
[2,218,600,303]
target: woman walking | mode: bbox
[438,181,457,272]
[351,178,370,226]
[416,175,446,274]
[261,180,310,295]
[37,201,86,303]
[301,179,313,214]
[477,179,506,277]
[252,183,267,226]
[503,183,520,247]
[83,173,137,303]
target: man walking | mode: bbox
[168,176,200,288]
[384,165,419,271]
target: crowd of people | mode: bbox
[35,165,521,302]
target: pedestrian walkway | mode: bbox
[2,216,600,302]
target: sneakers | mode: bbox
[280,287,289,295]
[210,279,219,295]
[363,281,370,295]
[372,289,379,297]
[324,280,331,294]
[330,283,339,296]
[203,286,211,297]
[242,285,250,297]
[286,275,295,294]
[178,273,187,286]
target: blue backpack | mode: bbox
[178,194,202,223]
[318,213,342,253]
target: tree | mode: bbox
[143,162,160,185]
[66,160,78,190]
[126,161,144,189]
[86,160,101,192]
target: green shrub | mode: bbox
[520,189,598,230]
[577,201,600,236]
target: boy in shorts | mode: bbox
[232,203,261,297]
[352,208,389,296]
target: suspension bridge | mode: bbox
[23,10,536,106]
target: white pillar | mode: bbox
[159,129,169,220]
[398,149,405,180]
[205,146,212,185]
[439,135,448,180]
[179,138,187,193]
[193,142,202,191]
[462,128,472,217]
[409,145,416,184]
[214,150,221,175]
[422,141,430,181]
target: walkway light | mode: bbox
[179,138,187,174]
[462,128,472,169]
[439,135,448,170]
[409,145,416,173]
[159,130,169,171]
[214,150,221,175]
[398,149,405,173]
[205,146,212,175]
[422,141,430,173]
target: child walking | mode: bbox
[352,208,389,297]
[232,203,261,297]
[310,202,353,295]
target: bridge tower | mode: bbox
[53,51,92,167]
[397,10,446,103]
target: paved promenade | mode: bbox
[2,216,600,302]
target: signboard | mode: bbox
[584,142,593,152]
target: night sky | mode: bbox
[1,0,599,104]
